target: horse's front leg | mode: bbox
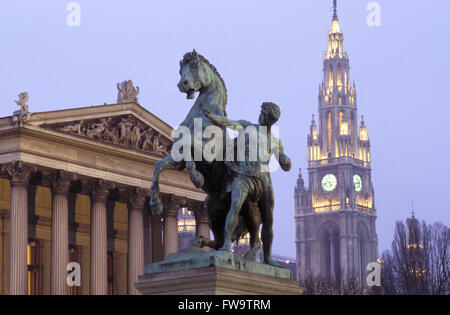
[149,154,183,215]
[185,161,204,189]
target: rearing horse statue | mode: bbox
[149,50,261,257]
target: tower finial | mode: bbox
[411,201,415,218]
[333,0,338,20]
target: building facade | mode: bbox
[294,5,378,284]
[0,86,209,295]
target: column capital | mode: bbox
[162,195,186,218]
[1,161,36,187]
[90,179,114,203]
[49,170,73,195]
[126,187,148,210]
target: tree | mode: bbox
[380,218,449,295]
[427,222,449,295]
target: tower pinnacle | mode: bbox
[333,0,338,20]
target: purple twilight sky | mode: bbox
[0,1,449,257]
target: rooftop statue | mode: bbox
[15,92,29,113]
[12,92,31,127]
[149,50,291,266]
[117,80,140,104]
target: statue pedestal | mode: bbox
[135,249,303,295]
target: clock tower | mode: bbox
[294,1,378,285]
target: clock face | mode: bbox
[321,174,337,192]
[353,174,362,192]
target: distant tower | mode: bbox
[294,1,378,284]
[405,207,428,293]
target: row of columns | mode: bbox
[1,161,209,295]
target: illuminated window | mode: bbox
[27,240,40,295]
[360,127,369,141]
[312,126,318,140]
[340,122,349,135]
[328,65,333,89]
[328,112,332,150]
[337,65,342,87]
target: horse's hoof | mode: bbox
[149,195,163,216]
[190,236,205,248]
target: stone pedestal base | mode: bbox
[135,249,303,295]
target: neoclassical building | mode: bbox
[0,82,208,295]
[294,5,378,284]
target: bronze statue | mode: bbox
[149,50,291,266]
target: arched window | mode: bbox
[329,65,334,89]
[358,224,369,284]
[337,64,342,87]
[320,225,340,283]
[344,69,348,88]
[328,112,332,151]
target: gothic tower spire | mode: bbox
[333,0,338,20]
[295,3,378,285]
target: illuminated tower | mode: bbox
[405,209,428,293]
[295,1,378,285]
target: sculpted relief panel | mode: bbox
[43,115,171,156]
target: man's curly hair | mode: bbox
[261,102,281,123]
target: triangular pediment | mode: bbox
[28,102,173,156]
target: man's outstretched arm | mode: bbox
[203,109,248,129]
[273,139,292,172]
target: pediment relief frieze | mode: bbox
[41,115,171,156]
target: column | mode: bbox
[126,187,147,295]
[2,162,36,295]
[50,170,72,295]
[163,196,183,258]
[89,179,112,295]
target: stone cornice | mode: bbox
[4,125,167,164]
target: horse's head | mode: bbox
[178,50,213,100]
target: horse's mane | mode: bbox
[181,52,228,115]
